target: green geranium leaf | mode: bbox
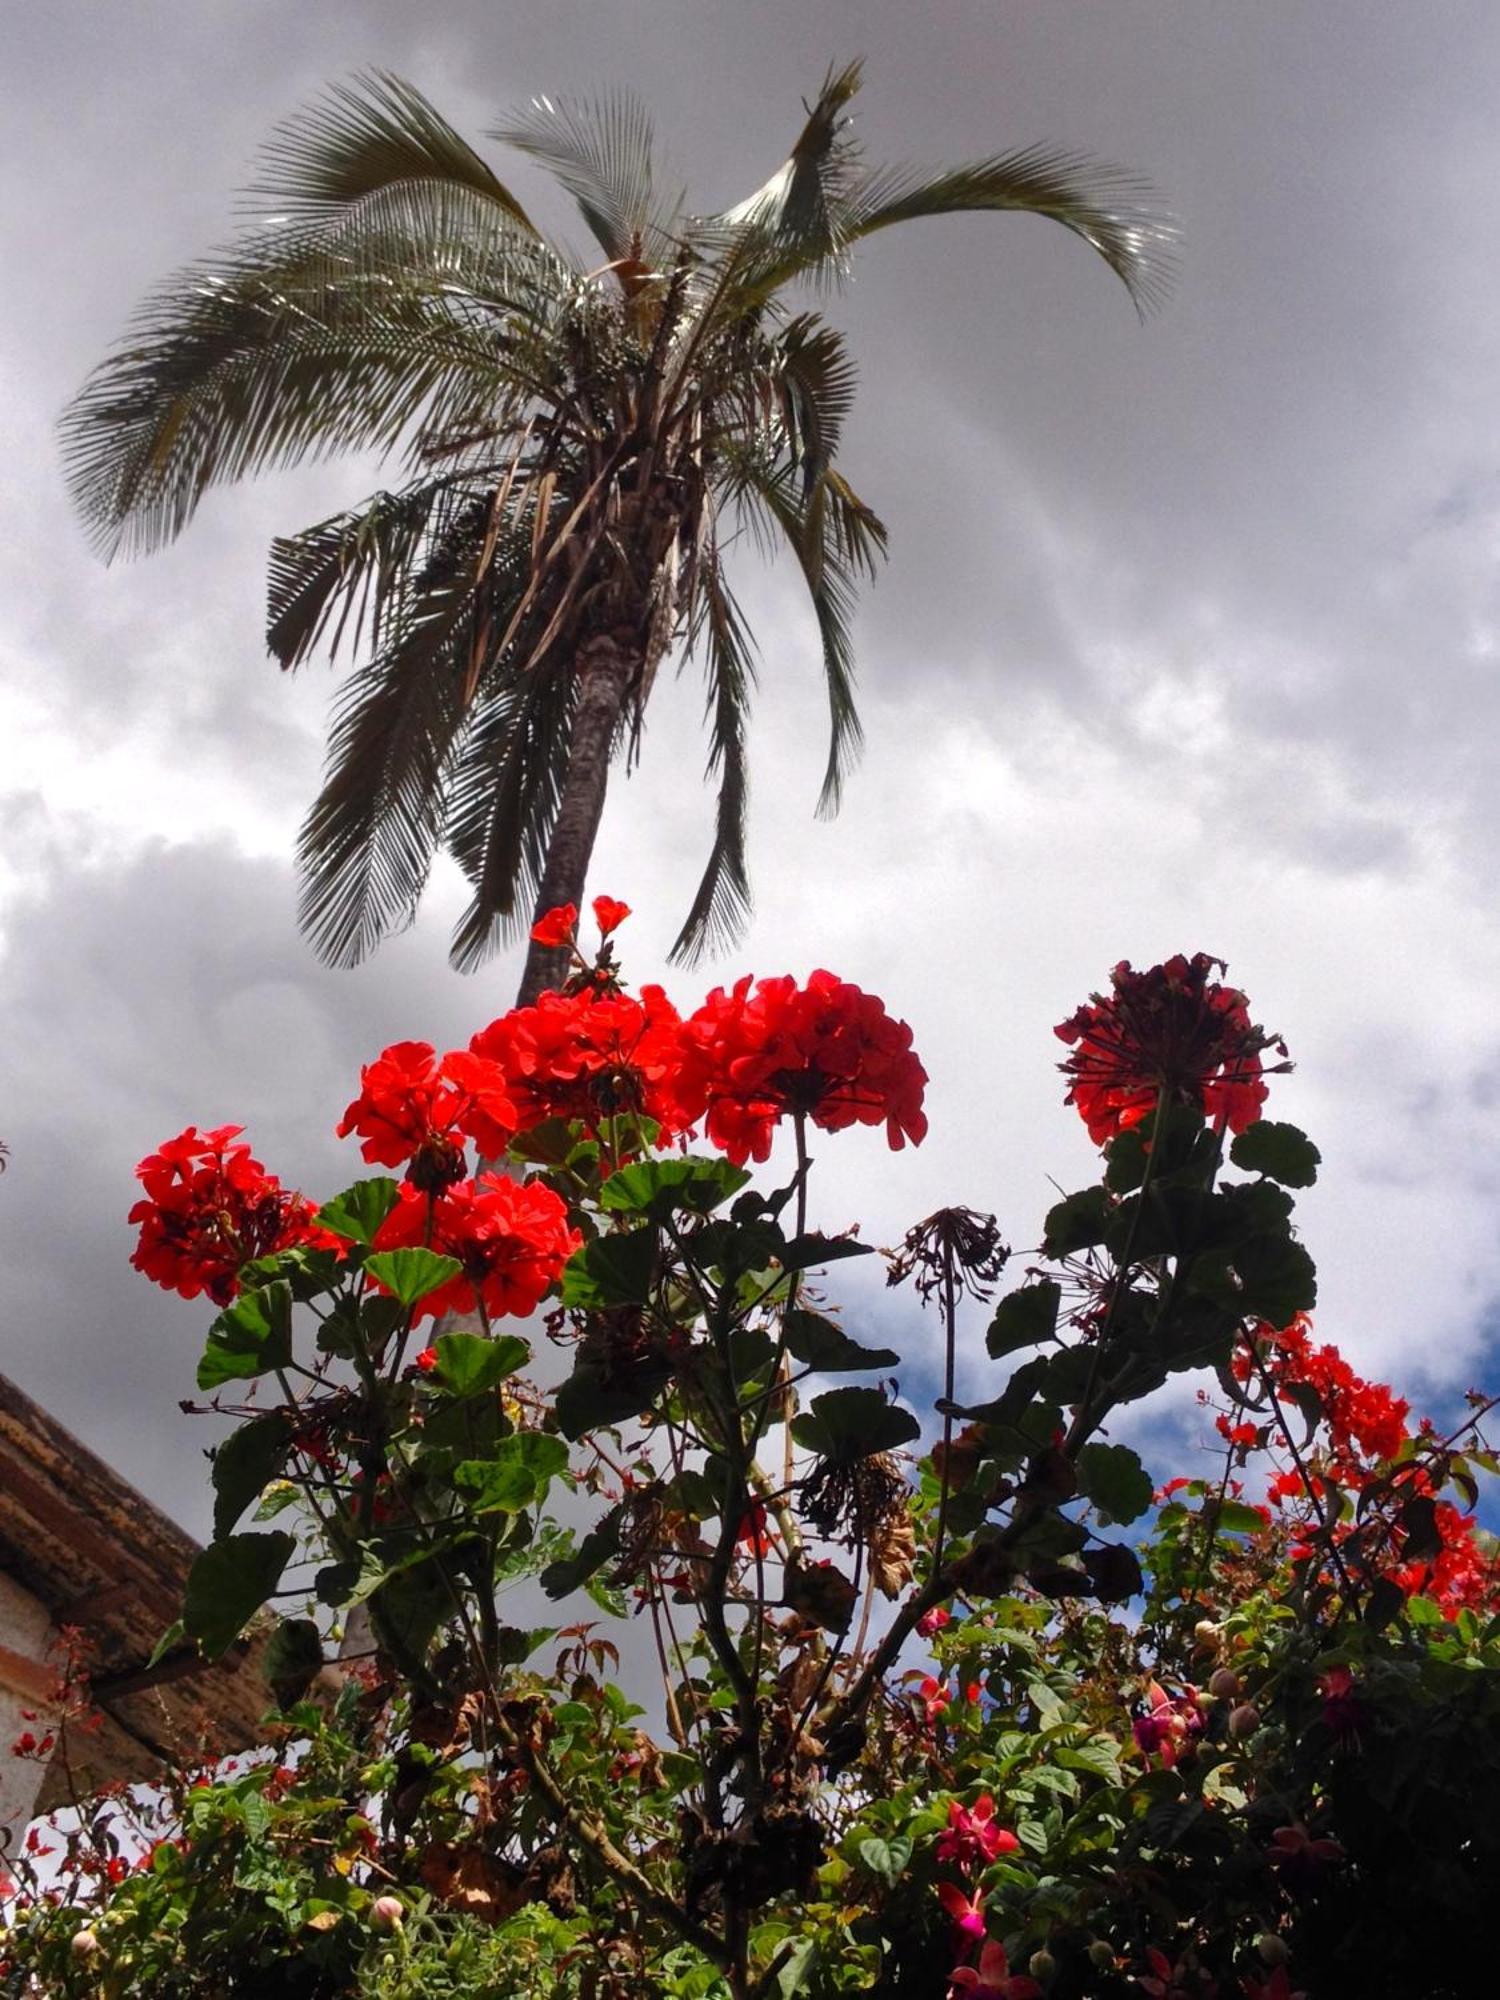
[263,1616,324,1709]
[364,1247,461,1309]
[554,1357,674,1439]
[790,1387,921,1463]
[783,1309,899,1372]
[780,1232,874,1273]
[540,1507,626,1600]
[599,1156,750,1216]
[1194,1234,1317,1325]
[492,1624,556,1666]
[1229,1121,1321,1189]
[238,1245,345,1302]
[987,1281,1061,1360]
[211,1411,293,1540]
[1082,1543,1144,1603]
[454,1434,570,1512]
[370,1554,454,1665]
[1042,1187,1112,1258]
[1075,1442,1154,1527]
[315,1177,400,1245]
[197,1280,293,1390]
[184,1531,295,1659]
[1215,1499,1270,1535]
[432,1331,531,1396]
[559,1227,658,1309]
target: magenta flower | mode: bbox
[949,1939,1043,1999]
[936,1881,987,1946]
[936,1795,1021,1871]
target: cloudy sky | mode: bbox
[5,0,1500,1541]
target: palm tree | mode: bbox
[60,64,1172,1002]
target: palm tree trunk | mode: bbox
[515,632,637,1005]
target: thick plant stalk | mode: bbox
[515,633,637,1005]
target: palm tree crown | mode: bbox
[60,63,1173,995]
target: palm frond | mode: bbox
[59,190,568,559]
[443,667,573,971]
[708,60,863,250]
[247,70,536,234]
[493,92,672,271]
[838,149,1178,316]
[266,476,475,670]
[716,447,885,815]
[766,315,858,487]
[670,557,756,963]
[296,553,489,965]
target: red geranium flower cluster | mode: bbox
[470,983,689,1142]
[1244,1317,1500,1615]
[129,1125,334,1306]
[675,969,929,1166]
[372,1174,580,1323]
[337,1041,518,1188]
[1055,953,1288,1145]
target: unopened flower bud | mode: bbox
[1087,1939,1115,1969]
[1228,1702,1261,1739]
[1209,1667,1241,1701]
[70,1929,101,1960]
[1192,1619,1222,1650]
[369,1895,404,1932]
[1257,1933,1290,1967]
[1028,1947,1057,1983]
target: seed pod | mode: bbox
[1228,1701,1261,1739]
[1193,1618,1223,1649]
[1028,1947,1057,1984]
[1257,1933,1291,1966]
[70,1929,101,1960]
[1209,1666,1241,1701]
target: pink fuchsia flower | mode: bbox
[949,1939,1044,1999]
[1267,1823,1343,1896]
[935,1794,1021,1871]
[936,1880,987,1947]
[1318,1664,1366,1745]
[1131,1679,1204,1768]
[917,1674,952,1724]
[1136,1947,1217,1999]
[1240,1972,1307,2000]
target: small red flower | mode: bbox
[735,1502,773,1558]
[129,1125,336,1306]
[592,895,631,936]
[372,1173,579,1323]
[414,1347,439,1374]
[1056,954,1288,1145]
[677,970,929,1165]
[530,904,578,948]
